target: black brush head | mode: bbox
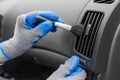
[71,24,84,36]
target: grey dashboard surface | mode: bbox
[1,0,90,57]
[0,0,19,15]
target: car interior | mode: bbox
[0,0,120,80]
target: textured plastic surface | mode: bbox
[26,48,68,68]
[105,23,120,80]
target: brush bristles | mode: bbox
[70,24,84,36]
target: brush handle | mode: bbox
[36,16,72,31]
[54,22,72,31]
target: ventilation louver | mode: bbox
[75,11,104,58]
[94,0,114,4]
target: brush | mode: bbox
[36,16,84,36]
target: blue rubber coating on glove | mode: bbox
[68,56,80,71]
[35,21,53,36]
[69,67,83,76]
[65,56,83,77]
[32,21,53,46]
[25,11,64,32]
[0,44,13,60]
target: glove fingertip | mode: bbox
[25,14,38,29]
[68,56,80,71]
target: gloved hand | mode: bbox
[0,11,63,63]
[47,56,87,80]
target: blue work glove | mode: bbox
[25,11,64,32]
[0,11,63,63]
[47,56,87,80]
[25,11,64,46]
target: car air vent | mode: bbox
[75,11,104,58]
[94,0,115,4]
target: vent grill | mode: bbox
[75,11,104,58]
[94,0,115,4]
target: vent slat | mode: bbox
[89,13,104,58]
[79,12,92,54]
[83,12,97,56]
[86,13,101,57]
[77,12,91,52]
[82,12,94,56]
[75,11,104,58]
[76,37,80,51]
[94,0,114,4]
[76,12,91,51]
